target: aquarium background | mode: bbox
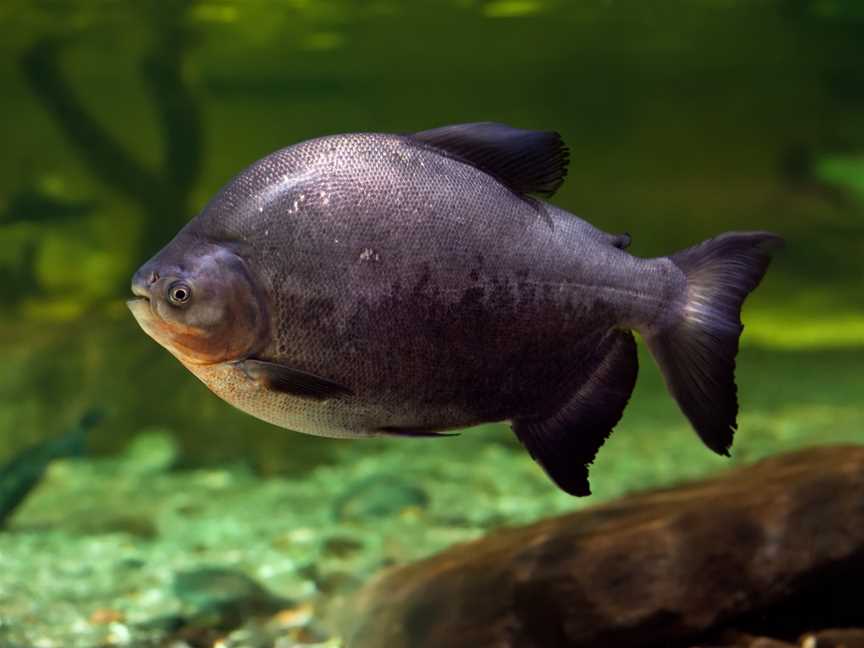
[0,1,862,646]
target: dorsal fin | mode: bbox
[410,122,570,197]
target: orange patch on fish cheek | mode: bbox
[168,317,256,366]
[145,317,221,365]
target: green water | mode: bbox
[1,0,863,645]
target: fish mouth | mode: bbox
[126,296,150,308]
[128,276,152,310]
[130,267,155,303]
[126,295,154,320]
[127,295,162,343]
[130,283,151,300]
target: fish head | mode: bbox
[128,238,267,366]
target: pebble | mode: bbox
[89,608,124,625]
[173,566,290,629]
[270,603,313,629]
[332,474,429,520]
[121,430,179,474]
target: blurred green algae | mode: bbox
[1,0,862,483]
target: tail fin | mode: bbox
[645,232,783,455]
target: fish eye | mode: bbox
[167,281,192,306]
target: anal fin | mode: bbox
[513,330,638,496]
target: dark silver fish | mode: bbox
[0,409,102,527]
[128,123,782,495]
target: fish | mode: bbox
[0,408,103,527]
[128,122,782,496]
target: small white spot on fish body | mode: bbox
[359,248,380,262]
[258,169,317,212]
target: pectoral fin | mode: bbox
[513,330,638,496]
[236,359,352,400]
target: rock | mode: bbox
[343,446,864,648]
[748,640,799,648]
[75,512,159,539]
[88,608,125,625]
[321,535,364,558]
[332,474,429,520]
[801,629,864,648]
[692,631,799,648]
[697,638,799,648]
[173,567,290,630]
[121,430,179,474]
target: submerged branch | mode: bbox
[19,38,164,208]
[141,0,203,209]
[19,1,202,257]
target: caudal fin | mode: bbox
[645,232,783,455]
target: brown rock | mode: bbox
[749,639,799,648]
[89,608,125,625]
[690,640,796,648]
[801,628,864,648]
[694,630,798,648]
[343,446,864,648]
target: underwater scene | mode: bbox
[1,1,863,647]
